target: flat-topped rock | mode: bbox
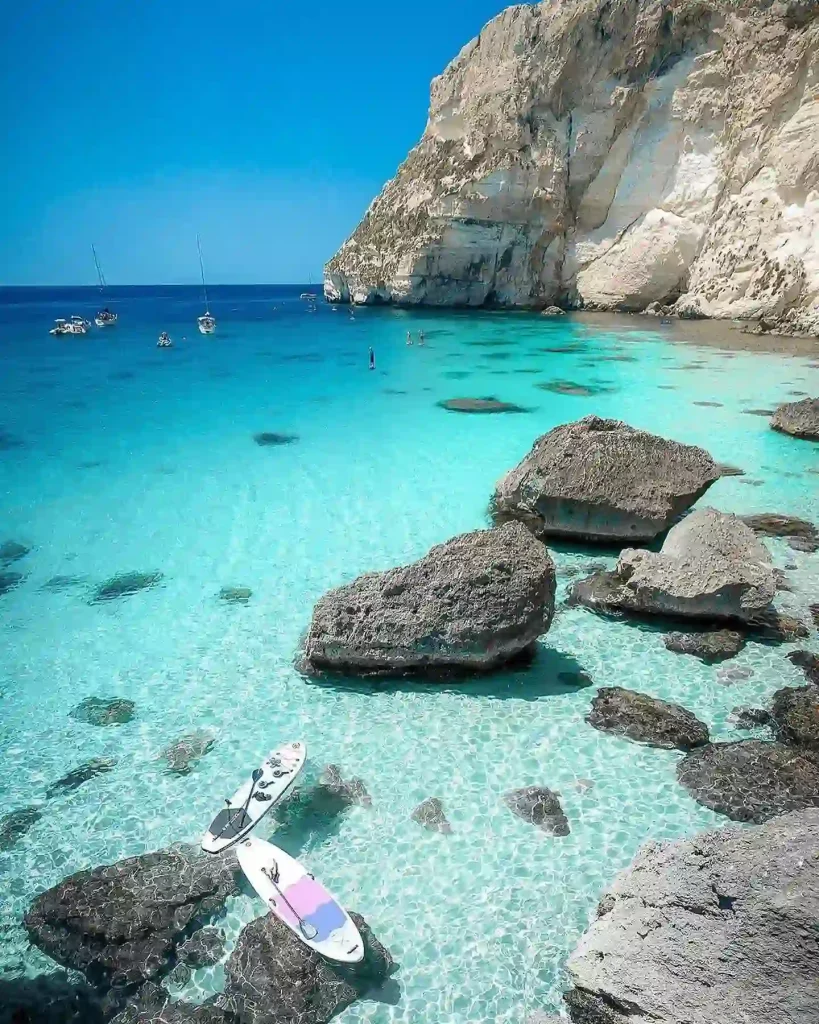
[587,687,709,750]
[565,808,819,1024]
[771,397,819,440]
[676,740,819,823]
[492,417,720,543]
[220,910,393,1024]
[301,522,556,677]
[24,845,238,990]
[570,509,776,624]
[771,686,819,753]
[663,629,745,663]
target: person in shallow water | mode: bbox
[368,347,375,370]
[406,331,412,346]
[419,330,425,345]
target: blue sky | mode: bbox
[0,1,510,285]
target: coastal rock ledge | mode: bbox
[564,809,819,1024]
[301,522,556,677]
[324,0,819,335]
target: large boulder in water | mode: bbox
[770,686,819,754]
[676,740,819,823]
[569,508,776,623]
[220,910,394,1024]
[586,687,709,750]
[24,845,239,991]
[770,397,819,440]
[564,808,819,1024]
[491,417,720,543]
[301,522,555,677]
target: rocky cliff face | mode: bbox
[325,0,819,332]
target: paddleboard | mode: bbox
[237,836,364,963]
[201,741,306,854]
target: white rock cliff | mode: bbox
[324,0,819,333]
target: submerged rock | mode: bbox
[731,706,772,730]
[320,765,372,807]
[0,571,24,596]
[178,927,225,968]
[0,972,105,1024]
[24,846,238,991]
[789,650,819,686]
[676,740,819,823]
[746,609,810,643]
[437,397,528,413]
[573,508,776,623]
[162,730,215,775]
[740,512,819,553]
[46,758,116,798]
[0,540,30,565]
[503,786,569,836]
[770,686,819,753]
[221,909,394,1024]
[41,574,86,592]
[411,797,452,834]
[253,432,299,446]
[492,417,719,543]
[69,696,136,727]
[716,665,755,686]
[663,629,746,663]
[0,806,42,851]
[771,397,819,440]
[715,463,745,477]
[302,522,555,677]
[218,586,253,604]
[565,808,819,1024]
[90,571,163,603]
[587,687,709,751]
[112,1000,233,1024]
[534,380,611,397]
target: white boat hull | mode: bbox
[198,322,216,334]
[237,836,364,963]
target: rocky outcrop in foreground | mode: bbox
[771,397,819,440]
[569,508,776,623]
[492,417,719,543]
[24,845,238,992]
[564,809,819,1024]
[301,522,555,677]
[325,0,819,336]
[220,909,394,1024]
[677,740,819,823]
[770,686,819,753]
[587,687,709,750]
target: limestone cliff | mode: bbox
[324,0,819,333]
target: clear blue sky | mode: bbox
[0,0,511,286]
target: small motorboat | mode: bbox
[157,332,173,348]
[50,319,70,336]
[300,292,317,301]
[95,308,118,327]
[70,316,91,333]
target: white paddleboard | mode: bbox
[201,741,306,854]
[237,835,364,963]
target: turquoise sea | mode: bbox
[0,284,817,1020]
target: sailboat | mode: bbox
[197,235,216,335]
[300,273,317,301]
[92,245,117,327]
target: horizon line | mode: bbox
[0,281,324,289]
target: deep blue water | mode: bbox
[0,285,817,1020]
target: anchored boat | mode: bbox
[92,245,117,326]
[196,234,216,334]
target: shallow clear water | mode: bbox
[0,286,817,1020]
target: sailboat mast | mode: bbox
[92,244,106,291]
[197,234,209,312]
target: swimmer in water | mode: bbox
[418,330,425,346]
[406,330,413,346]
[369,347,375,370]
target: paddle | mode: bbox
[214,768,264,841]
[263,862,318,940]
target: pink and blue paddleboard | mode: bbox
[237,835,364,963]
